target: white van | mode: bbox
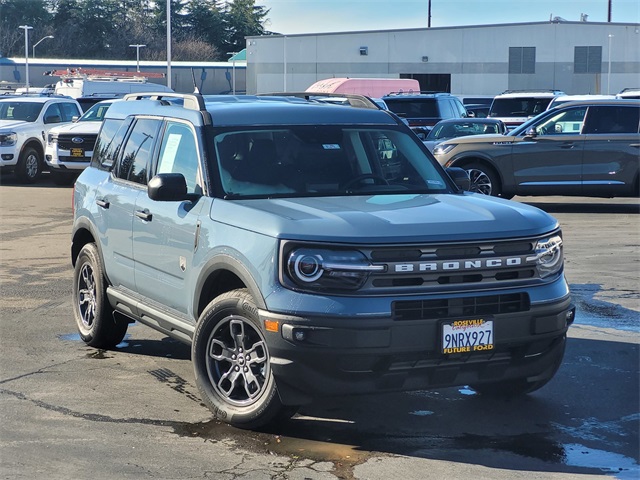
[306,78,420,98]
[55,76,173,98]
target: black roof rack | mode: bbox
[385,91,450,96]
[257,92,380,109]
[499,89,564,94]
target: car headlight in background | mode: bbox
[432,143,456,155]
[528,235,563,278]
[0,132,17,147]
[283,244,384,292]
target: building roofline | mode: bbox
[249,20,640,38]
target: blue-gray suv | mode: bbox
[72,92,574,428]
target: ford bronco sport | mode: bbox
[72,92,574,428]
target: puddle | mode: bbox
[563,443,638,477]
[58,332,130,349]
[571,284,640,332]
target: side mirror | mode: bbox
[525,127,538,138]
[446,167,471,191]
[72,115,79,122]
[148,173,188,202]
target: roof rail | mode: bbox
[499,89,564,94]
[257,91,380,109]
[386,91,449,96]
[123,92,206,111]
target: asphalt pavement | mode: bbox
[1,176,638,480]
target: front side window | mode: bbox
[534,107,588,135]
[156,121,202,194]
[0,102,44,122]
[60,102,81,121]
[115,118,161,185]
[213,126,451,198]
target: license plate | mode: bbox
[70,148,84,157]
[442,318,494,354]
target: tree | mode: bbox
[0,0,52,57]
[223,0,269,54]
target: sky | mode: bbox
[256,0,640,35]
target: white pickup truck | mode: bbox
[0,96,82,183]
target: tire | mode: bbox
[192,288,293,429]
[73,243,128,348]
[50,170,78,186]
[471,335,566,397]
[463,162,501,197]
[15,146,43,184]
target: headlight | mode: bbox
[0,132,17,147]
[47,133,58,144]
[283,245,384,292]
[528,235,563,278]
[433,143,456,155]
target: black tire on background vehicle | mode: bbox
[471,335,566,397]
[50,170,78,186]
[15,146,43,184]
[462,161,502,197]
[192,288,294,429]
[73,243,128,348]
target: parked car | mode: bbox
[45,99,117,185]
[71,91,573,429]
[546,94,616,110]
[489,89,565,130]
[381,92,468,137]
[617,88,640,100]
[433,99,640,198]
[0,96,82,182]
[422,118,507,152]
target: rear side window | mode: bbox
[583,106,640,134]
[115,118,161,185]
[92,118,130,170]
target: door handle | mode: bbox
[630,143,640,148]
[135,209,152,221]
[560,143,575,149]
[96,199,110,209]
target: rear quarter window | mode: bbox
[583,105,640,134]
[91,118,130,170]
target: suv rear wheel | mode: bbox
[193,289,295,429]
[16,146,43,184]
[73,243,129,348]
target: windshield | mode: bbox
[0,102,44,122]
[489,97,552,118]
[79,102,113,122]
[213,126,452,198]
[427,121,500,140]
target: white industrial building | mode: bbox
[246,20,640,96]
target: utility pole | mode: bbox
[428,0,432,27]
[608,0,612,22]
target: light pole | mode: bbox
[227,52,237,94]
[607,34,613,94]
[166,0,172,89]
[18,25,33,92]
[32,35,53,59]
[129,44,146,72]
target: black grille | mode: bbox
[58,134,98,150]
[392,293,530,320]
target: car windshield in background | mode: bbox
[490,97,553,117]
[213,126,451,198]
[78,102,113,122]
[427,120,502,140]
[0,102,44,122]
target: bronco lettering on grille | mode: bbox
[393,256,526,273]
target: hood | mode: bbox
[210,193,558,244]
[439,133,515,147]
[0,119,29,130]
[49,121,102,135]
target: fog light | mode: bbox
[566,307,576,325]
[293,329,306,342]
[1,154,14,160]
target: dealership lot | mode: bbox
[1,176,638,480]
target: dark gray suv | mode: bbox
[381,92,468,134]
[72,92,574,428]
[434,99,640,198]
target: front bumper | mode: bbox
[261,292,574,405]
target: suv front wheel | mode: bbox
[463,162,507,198]
[193,289,295,429]
[16,146,43,184]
